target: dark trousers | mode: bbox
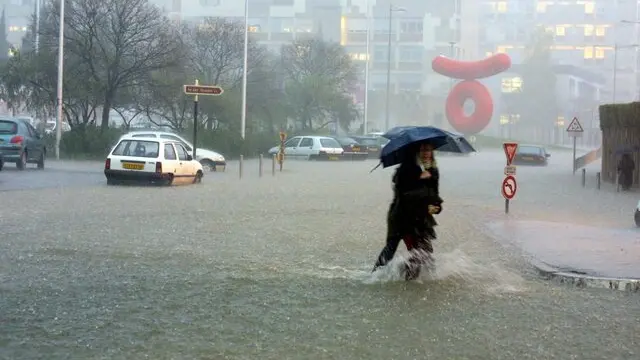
[373,233,434,280]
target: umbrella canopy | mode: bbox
[378,126,476,168]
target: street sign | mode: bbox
[504,165,516,176]
[566,117,584,137]
[503,142,518,165]
[501,175,517,200]
[183,85,224,96]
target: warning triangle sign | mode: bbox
[503,142,518,165]
[566,117,584,132]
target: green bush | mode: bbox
[46,126,124,159]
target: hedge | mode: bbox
[599,102,640,129]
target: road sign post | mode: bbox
[278,131,287,171]
[501,175,517,214]
[183,81,224,159]
[502,143,518,214]
[566,116,584,174]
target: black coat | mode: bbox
[387,160,443,239]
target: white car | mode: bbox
[268,135,344,160]
[104,137,204,185]
[120,131,226,172]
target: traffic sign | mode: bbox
[504,165,516,176]
[501,175,517,200]
[503,142,518,165]
[566,117,584,136]
[183,85,224,96]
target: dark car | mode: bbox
[0,151,4,171]
[350,135,386,158]
[333,136,368,161]
[512,145,550,166]
[0,118,47,170]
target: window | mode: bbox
[349,53,368,61]
[501,77,522,93]
[175,144,189,161]
[499,115,509,125]
[536,2,547,13]
[584,25,594,36]
[583,47,593,58]
[595,26,605,37]
[132,133,155,138]
[319,138,342,149]
[400,46,423,62]
[555,26,566,36]
[112,140,160,158]
[400,21,423,34]
[164,144,177,160]
[518,146,543,155]
[497,1,507,13]
[284,137,300,147]
[486,51,493,57]
[199,0,220,6]
[584,2,595,14]
[595,47,605,59]
[299,138,313,147]
[0,120,17,134]
[160,134,192,151]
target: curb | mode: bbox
[530,259,640,293]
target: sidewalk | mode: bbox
[487,220,640,291]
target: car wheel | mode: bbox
[107,178,119,186]
[16,151,27,170]
[200,159,215,172]
[162,174,174,186]
[37,152,45,170]
[0,159,3,172]
[193,171,203,184]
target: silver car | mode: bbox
[268,136,344,160]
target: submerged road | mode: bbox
[0,151,638,360]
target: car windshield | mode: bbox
[359,138,379,146]
[518,146,543,155]
[45,122,55,130]
[0,120,17,134]
[111,139,160,158]
[320,138,342,148]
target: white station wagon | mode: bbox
[104,137,204,185]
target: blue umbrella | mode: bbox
[376,126,476,169]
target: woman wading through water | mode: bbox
[372,142,443,280]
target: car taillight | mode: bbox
[104,158,111,170]
[155,162,162,173]
[10,135,23,144]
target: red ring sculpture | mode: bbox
[432,53,512,135]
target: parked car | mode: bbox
[350,135,385,158]
[333,136,368,161]
[268,135,344,160]
[105,137,203,186]
[0,117,47,170]
[44,120,71,135]
[119,131,226,172]
[512,145,550,166]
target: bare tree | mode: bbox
[37,0,183,130]
[280,38,358,130]
[186,17,266,130]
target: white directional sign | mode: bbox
[566,117,584,137]
[504,165,516,176]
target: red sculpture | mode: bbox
[432,53,512,134]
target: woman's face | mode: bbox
[419,144,434,160]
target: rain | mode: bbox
[1,0,639,359]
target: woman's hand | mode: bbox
[428,205,440,214]
[420,170,431,179]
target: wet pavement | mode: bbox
[487,220,640,279]
[1,152,639,359]
[0,161,105,191]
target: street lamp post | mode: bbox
[55,0,65,160]
[448,41,456,91]
[384,5,405,132]
[363,0,371,135]
[240,0,249,140]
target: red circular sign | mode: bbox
[501,175,517,200]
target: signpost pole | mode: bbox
[572,135,577,174]
[192,79,199,159]
[505,198,509,214]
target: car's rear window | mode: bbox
[320,138,342,148]
[518,146,543,155]
[335,137,357,145]
[359,138,378,146]
[111,139,160,158]
[0,120,17,134]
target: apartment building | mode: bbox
[1,0,34,47]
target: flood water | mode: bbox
[1,150,638,359]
